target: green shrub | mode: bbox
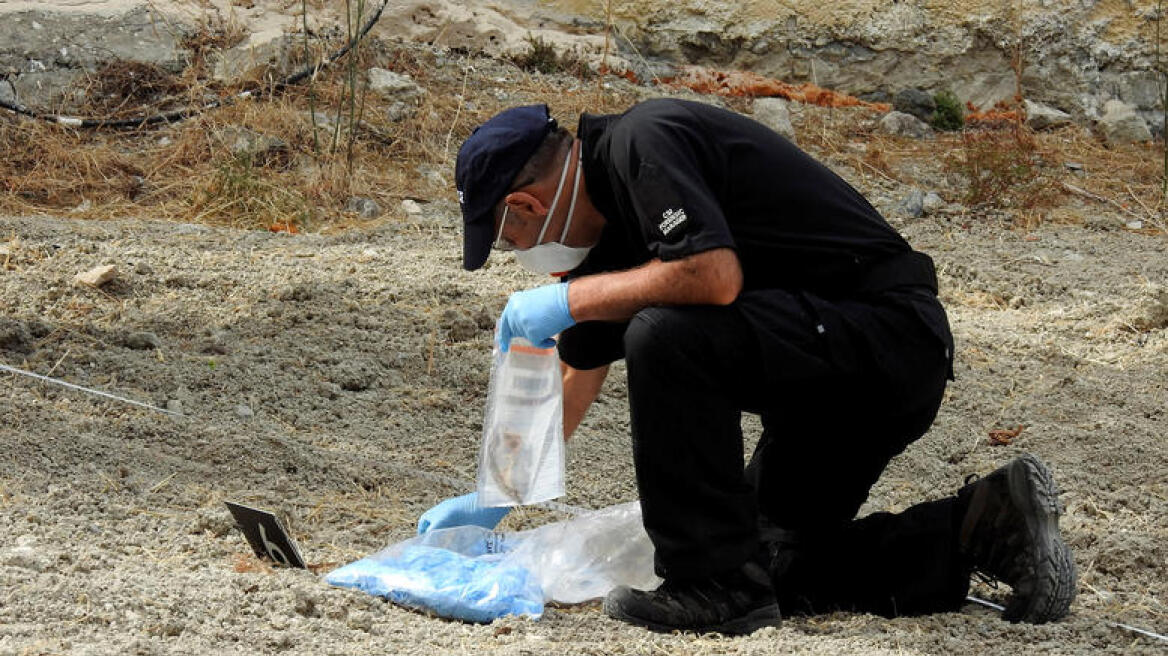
[932,91,965,131]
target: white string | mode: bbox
[2,360,591,515]
[12,361,1163,639]
[1,362,183,417]
[966,596,1167,643]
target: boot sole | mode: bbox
[603,596,781,636]
[1001,454,1077,623]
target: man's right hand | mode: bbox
[416,492,511,534]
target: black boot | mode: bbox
[603,558,781,635]
[958,454,1076,623]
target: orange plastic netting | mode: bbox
[653,66,891,112]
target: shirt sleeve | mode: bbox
[557,320,629,370]
[610,117,736,261]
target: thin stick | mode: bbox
[44,348,71,378]
[302,0,319,157]
[442,66,472,166]
[1125,183,1156,219]
[1061,182,1146,222]
[1158,0,1166,197]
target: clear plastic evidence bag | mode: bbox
[476,338,566,507]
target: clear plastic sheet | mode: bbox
[325,502,660,622]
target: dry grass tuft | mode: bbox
[0,29,1162,236]
[0,35,633,230]
[83,61,190,118]
[943,127,1062,210]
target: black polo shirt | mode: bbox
[558,98,949,372]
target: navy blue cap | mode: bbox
[455,104,556,271]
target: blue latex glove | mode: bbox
[496,282,575,352]
[417,492,511,535]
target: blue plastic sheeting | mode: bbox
[325,503,660,623]
[325,544,544,623]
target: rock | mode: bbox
[367,68,423,101]
[859,90,892,105]
[0,79,16,107]
[922,192,946,215]
[1,544,50,572]
[751,97,796,142]
[440,308,479,343]
[0,319,33,354]
[345,197,382,219]
[1063,161,1084,172]
[235,404,254,419]
[0,6,190,111]
[878,111,933,139]
[893,88,935,123]
[1116,285,1168,332]
[74,264,118,287]
[1126,220,1144,230]
[415,165,447,188]
[1097,100,1152,145]
[894,189,925,218]
[165,399,183,414]
[952,74,1016,116]
[211,34,297,83]
[216,126,288,162]
[401,199,424,215]
[133,261,153,275]
[386,101,415,122]
[1024,100,1072,131]
[124,332,161,350]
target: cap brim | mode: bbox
[462,209,495,271]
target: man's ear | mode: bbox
[503,191,548,221]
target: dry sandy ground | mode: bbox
[1,147,1166,653]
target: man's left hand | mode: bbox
[496,282,575,351]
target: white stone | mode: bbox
[752,97,796,142]
[401,199,424,215]
[878,111,932,139]
[367,68,422,101]
[1097,99,1152,145]
[74,264,117,287]
[922,192,946,215]
[1024,100,1073,130]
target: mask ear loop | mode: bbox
[493,206,510,249]
[559,142,583,243]
[535,141,575,246]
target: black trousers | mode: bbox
[622,288,970,617]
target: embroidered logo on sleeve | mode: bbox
[658,208,688,236]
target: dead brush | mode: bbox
[0,37,639,229]
[83,61,190,118]
[0,119,144,210]
[943,126,1062,212]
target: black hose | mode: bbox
[0,0,389,129]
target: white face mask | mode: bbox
[514,143,592,276]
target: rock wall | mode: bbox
[0,0,1164,129]
[541,0,1164,124]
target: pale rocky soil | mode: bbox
[1,82,1167,656]
[1,187,1166,654]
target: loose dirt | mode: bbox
[1,110,1166,654]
